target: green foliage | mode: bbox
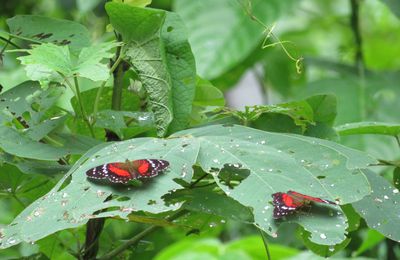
[1,0,399,259]
[174,0,297,79]
[18,42,120,82]
[0,125,376,248]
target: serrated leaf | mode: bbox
[6,15,90,52]
[352,170,400,242]
[0,125,376,248]
[18,42,120,82]
[174,0,298,79]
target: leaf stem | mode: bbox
[73,76,95,138]
[259,229,271,260]
[93,53,124,122]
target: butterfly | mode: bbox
[86,159,169,184]
[272,190,336,219]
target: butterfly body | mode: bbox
[86,159,169,184]
[272,190,336,219]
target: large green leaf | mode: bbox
[6,15,90,52]
[175,125,375,245]
[352,170,400,241]
[106,3,196,136]
[0,125,376,248]
[174,0,297,79]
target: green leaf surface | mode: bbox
[0,125,68,160]
[193,77,225,107]
[18,42,120,82]
[0,81,64,126]
[352,170,400,241]
[107,3,196,136]
[299,227,351,257]
[174,125,375,245]
[161,12,196,134]
[94,110,154,139]
[180,187,253,222]
[336,122,400,136]
[6,15,90,52]
[0,125,376,248]
[174,0,297,79]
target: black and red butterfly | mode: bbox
[86,159,169,184]
[272,190,336,219]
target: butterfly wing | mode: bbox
[86,159,169,184]
[86,162,133,184]
[86,164,109,180]
[288,190,336,205]
[272,192,301,219]
[106,162,134,183]
[133,159,169,178]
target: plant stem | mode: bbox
[98,210,189,260]
[111,60,124,111]
[93,54,124,121]
[350,0,367,122]
[0,36,20,49]
[259,229,271,260]
[73,77,95,138]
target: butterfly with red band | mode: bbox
[86,159,169,184]
[272,190,336,219]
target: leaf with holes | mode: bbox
[7,15,90,52]
[0,125,376,248]
[352,170,400,242]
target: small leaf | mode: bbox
[336,122,400,136]
[112,0,152,7]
